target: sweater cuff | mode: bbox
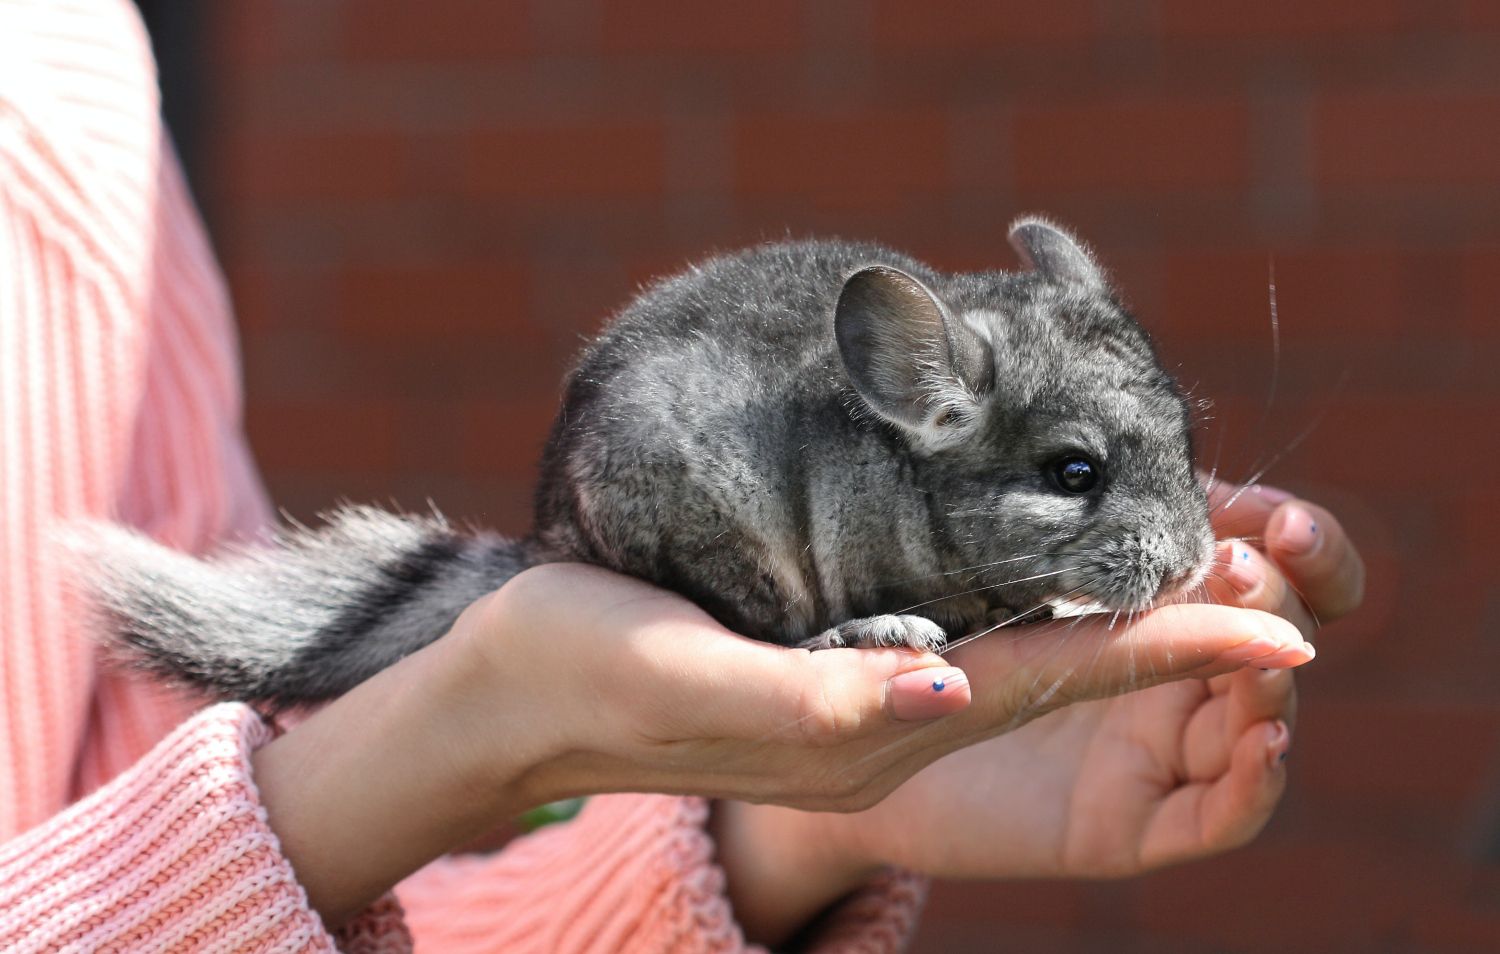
[0,702,411,953]
[794,866,929,953]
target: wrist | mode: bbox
[710,801,881,947]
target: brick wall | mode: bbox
[197,3,1500,951]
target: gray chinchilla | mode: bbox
[77,217,1215,708]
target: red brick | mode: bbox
[213,0,285,69]
[221,131,411,202]
[334,263,539,341]
[248,399,401,473]
[1412,899,1500,952]
[225,264,341,338]
[340,0,532,60]
[922,880,1092,930]
[461,399,561,482]
[870,0,1098,50]
[462,125,667,197]
[599,1,804,54]
[1159,0,1405,38]
[1315,92,1500,186]
[733,112,950,198]
[1133,841,1457,950]
[1289,395,1500,489]
[1160,246,1408,342]
[1461,247,1500,336]
[1461,0,1500,29]
[1295,699,1500,806]
[223,264,276,334]
[1013,97,1251,192]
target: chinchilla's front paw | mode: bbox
[799,614,948,653]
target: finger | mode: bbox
[1182,669,1296,781]
[1264,501,1365,623]
[947,604,1312,721]
[1202,541,1318,641]
[1142,718,1291,870]
[1204,478,1294,541]
[1227,667,1297,737]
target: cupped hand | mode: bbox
[713,483,1365,943]
[457,561,1310,815]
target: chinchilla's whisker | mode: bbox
[1277,572,1324,630]
[842,720,945,774]
[1262,258,1282,431]
[937,582,1093,654]
[872,553,1049,590]
[1134,606,1161,676]
[892,566,1078,615]
[754,581,1087,750]
[1002,615,1093,732]
[1203,407,1227,499]
[845,620,1095,774]
[1235,257,1285,490]
[1214,368,1350,516]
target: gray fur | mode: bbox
[78,217,1214,707]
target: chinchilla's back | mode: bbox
[531,239,952,639]
[79,225,1212,706]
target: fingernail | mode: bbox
[1265,720,1291,768]
[1220,635,1282,663]
[1216,542,1261,597]
[1251,484,1296,506]
[1275,505,1322,557]
[888,668,968,721]
[1251,641,1317,670]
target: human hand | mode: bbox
[714,483,1364,942]
[254,552,1311,928]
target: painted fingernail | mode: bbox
[1252,484,1296,506]
[1220,635,1283,663]
[1265,720,1291,768]
[888,668,968,721]
[1275,505,1322,557]
[1216,542,1261,597]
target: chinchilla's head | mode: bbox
[834,217,1214,615]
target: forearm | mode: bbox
[252,610,562,926]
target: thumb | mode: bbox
[947,604,1313,720]
[678,637,973,745]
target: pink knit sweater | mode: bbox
[0,2,925,950]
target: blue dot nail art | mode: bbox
[932,678,946,693]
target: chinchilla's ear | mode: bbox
[1008,216,1106,290]
[835,265,993,451]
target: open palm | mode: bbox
[841,665,1293,880]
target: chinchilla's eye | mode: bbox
[1049,456,1101,494]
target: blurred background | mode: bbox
[137,2,1496,951]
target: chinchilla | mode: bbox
[76,217,1215,709]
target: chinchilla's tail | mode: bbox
[66,507,534,709]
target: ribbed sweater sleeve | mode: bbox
[0,703,408,953]
[0,3,400,948]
